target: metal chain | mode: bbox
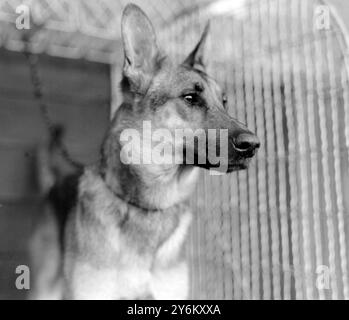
[23,37,84,170]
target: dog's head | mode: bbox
[115,4,259,173]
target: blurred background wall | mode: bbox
[0,0,349,300]
[0,51,110,299]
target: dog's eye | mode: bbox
[183,94,194,104]
[222,95,228,108]
[183,94,199,105]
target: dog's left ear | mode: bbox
[183,22,210,71]
[121,4,161,93]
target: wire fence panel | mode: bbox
[160,0,349,300]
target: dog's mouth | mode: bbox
[192,156,253,173]
[182,135,259,173]
[226,158,252,173]
[226,149,257,172]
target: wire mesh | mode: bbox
[160,0,349,300]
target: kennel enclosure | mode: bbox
[0,0,348,299]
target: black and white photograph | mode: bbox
[0,0,349,304]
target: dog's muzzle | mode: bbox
[225,131,260,172]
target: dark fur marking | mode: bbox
[48,172,81,250]
[147,92,169,109]
[194,82,204,92]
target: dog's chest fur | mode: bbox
[63,168,192,298]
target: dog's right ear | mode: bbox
[121,4,160,93]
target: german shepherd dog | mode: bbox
[29,4,259,300]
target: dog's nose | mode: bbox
[233,133,260,157]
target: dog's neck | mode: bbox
[101,130,199,211]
